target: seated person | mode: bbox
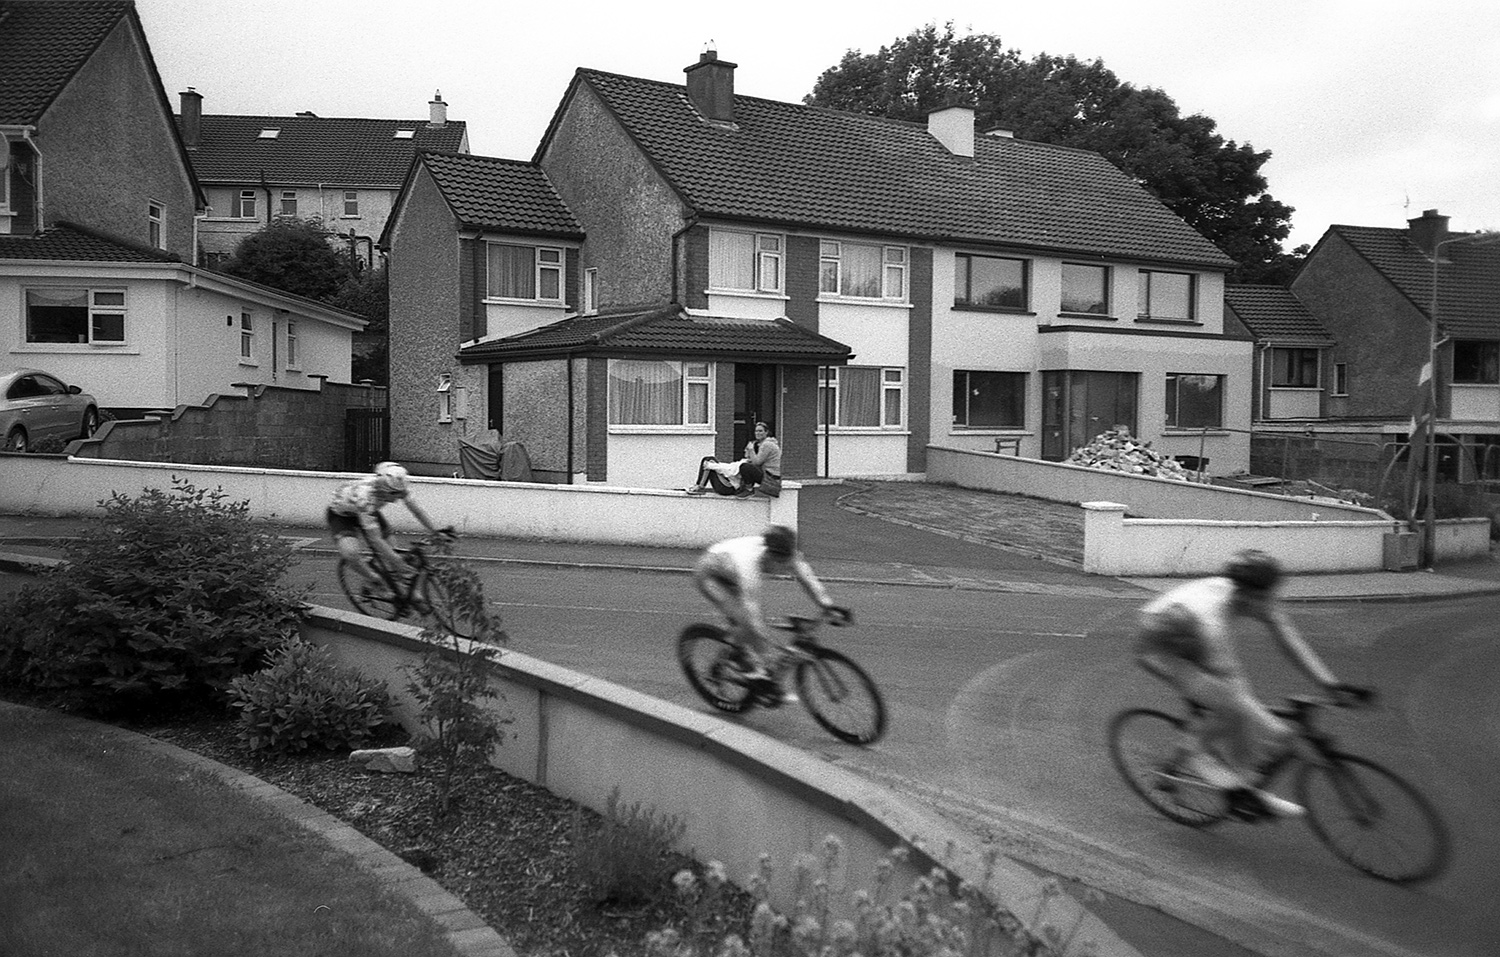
[743,422,782,498]
[686,456,763,498]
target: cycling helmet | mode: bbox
[1223,549,1281,592]
[373,461,410,495]
[763,525,797,560]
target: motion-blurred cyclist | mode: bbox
[327,461,451,596]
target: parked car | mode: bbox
[1,368,99,452]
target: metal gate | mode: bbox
[344,407,389,471]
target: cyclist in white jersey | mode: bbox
[327,461,448,592]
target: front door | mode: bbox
[733,363,778,454]
[1041,370,1140,460]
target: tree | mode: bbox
[222,217,353,302]
[332,269,389,384]
[805,23,1297,284]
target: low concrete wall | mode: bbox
[0,455,799,548]
[302,607,1131,957]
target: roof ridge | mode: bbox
[199,113,455,126]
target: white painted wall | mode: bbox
[607,431,717,489]
[1451,384,1500,421]
[816,432,908,477]
[703,292,787,319]
[1266,388,1322,419]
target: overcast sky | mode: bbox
[133,0,1499,252]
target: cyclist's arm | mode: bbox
[1261,605,1339,687]
[403,496,441,534]
[788,554,834,611]
[735,558,777,650]
[358,513,404,573]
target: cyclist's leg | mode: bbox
[1145,658,1248,790]
[329,509,384,587]
[1216,677,1305,816]
[692,568,766,672]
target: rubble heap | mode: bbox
[1065,427,1195,481]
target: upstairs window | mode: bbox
[952,370,1026,428]
[342,191,359,217]
[708,228,783,293]
[487,243,563,302]
[818,366,905,428]
[820,241,906,300]
[393,129,416,139]
[25,288,127,344]
[147,202,165,248]
[1453,340,1500,384]
[232,189,257,219]
[1138,270,1195,321]
[280,190,298,217]
[608,359,711,427]
[1270,347,1320,387]
[257,128,280,139]
[1165,373,1224,429]
[1061,263,1109,315]
[955,253,1028,310]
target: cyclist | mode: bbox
[693,525,850,694]
[1134,549,1368,820]
[328,461,451,597]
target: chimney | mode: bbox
[1408,208,1450,256]
[927,104,975,157]
[179,87,202,150]
[428,90,447,127]
[684,43,736,124]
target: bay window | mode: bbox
[1270,347,1319,387]
[953,370,1026,428]
[818,366,905,428]
[608,359,712,426]
[955,254,1028,309]
[1137,270,1194,321]
[709,228,783,293]
[1165,373,1224,429]
[25,287,126,344]
[820,241,906,300]
[487,243,564,302]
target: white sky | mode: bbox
[134,0,1500,252]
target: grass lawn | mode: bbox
[0,704,462,957]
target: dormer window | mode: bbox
[257,128,280,139]
[393,129,416,139]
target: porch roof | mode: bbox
[0,222,181,262]
[457,305,853,365]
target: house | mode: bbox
[1288,208,1500,482]
[0,0,365,416]
[384,48,1249,486]
[1224,284,1336,422]
[178,89,469,270]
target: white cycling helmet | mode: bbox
[373,461,410,494]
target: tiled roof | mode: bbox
[565,69,1235,269]
[0,1,132,125]
[1331,225,1500,338]
[182,113,468,186]
[1223,285,1333,344]
[421,152,581,236]
[458,305,852,364]
[0,222,181,263]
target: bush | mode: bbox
[228,636,394,753]
[0,477,306,715]
[573,787,687,909]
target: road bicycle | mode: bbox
[336,529,465,635]
[678,612,887,745]
[1108,691,1451,884]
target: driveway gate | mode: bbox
[344,407,389,471]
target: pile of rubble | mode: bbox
[1065,427,1195,481]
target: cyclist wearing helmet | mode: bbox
[328,461,448,592]
[1135,549,1365,819]
[693,525,849,683]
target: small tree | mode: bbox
[222,217,354,302]
[332,269,389,385]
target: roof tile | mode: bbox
[1332,225,1500,337]
[422,152,581,236]
[183,113,467,185]
[1224,285,1333,343]
[0,222,181,263]
[0,1,132,125]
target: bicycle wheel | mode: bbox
[336,558,400,621]
[1296,753,1451,884]
[414,568,465,636]
[678,624,754,713]
[1107,709,1230,827]
[795,648,886,744]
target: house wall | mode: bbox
[197,186,396,266]
[387,166,463,471]
[539,84,681,309]
[1293,234,1430,419]
[35,19,196,256]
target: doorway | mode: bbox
[1041,370,1139,460]
[734,363,778,453]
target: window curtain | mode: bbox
[25,287,87,342]
[842,244,882,298]
[709,231,754,289]
[488,244,535,299]
[839,367,881,426]
[609,360,682,425]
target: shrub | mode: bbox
[573,787,687,909]
[0,477,305,715]
[228,636,394,753]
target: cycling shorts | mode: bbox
[326,506,389,541]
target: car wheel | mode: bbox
[6,427,27,453]
[81,407,99,438]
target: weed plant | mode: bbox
[228,636,394,753]
[573,787,688,909]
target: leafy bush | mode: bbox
[228,636,393,753]
[573,787,688,909]
[0,477,306,715]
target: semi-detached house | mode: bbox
[384,48,1249,486]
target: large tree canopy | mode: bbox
[222,218,354,302]
[805,23,1303,283]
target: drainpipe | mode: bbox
[19,128,42,230]
[259,171,272,226]
[566,356,576,481]
[822,365,832,478]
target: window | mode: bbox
[952,371,1026,428]
[1137,270,1194,321]
[1061,263,1109,314]
[24,287,126,344]
[257,128,280,139]
[286,321,299,369]
[279,190,298,217]
[955,254,1027,309]
[1165,373,1224,429]
[819,241,906,300]
[583,268,597,314]
[342,191,359,217]
[147,202,164,248]
[393,129,416,139]
[708,229,783,293]
[232,189,257,219]
[240,312,254,360]
[1453,341,1500,384]
[608,360,712,426]
[1270,347,1319,387]
[818,366,905,428]
[487,243,564,302]
[1333,363,1348,396]
[437,374,453,423]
